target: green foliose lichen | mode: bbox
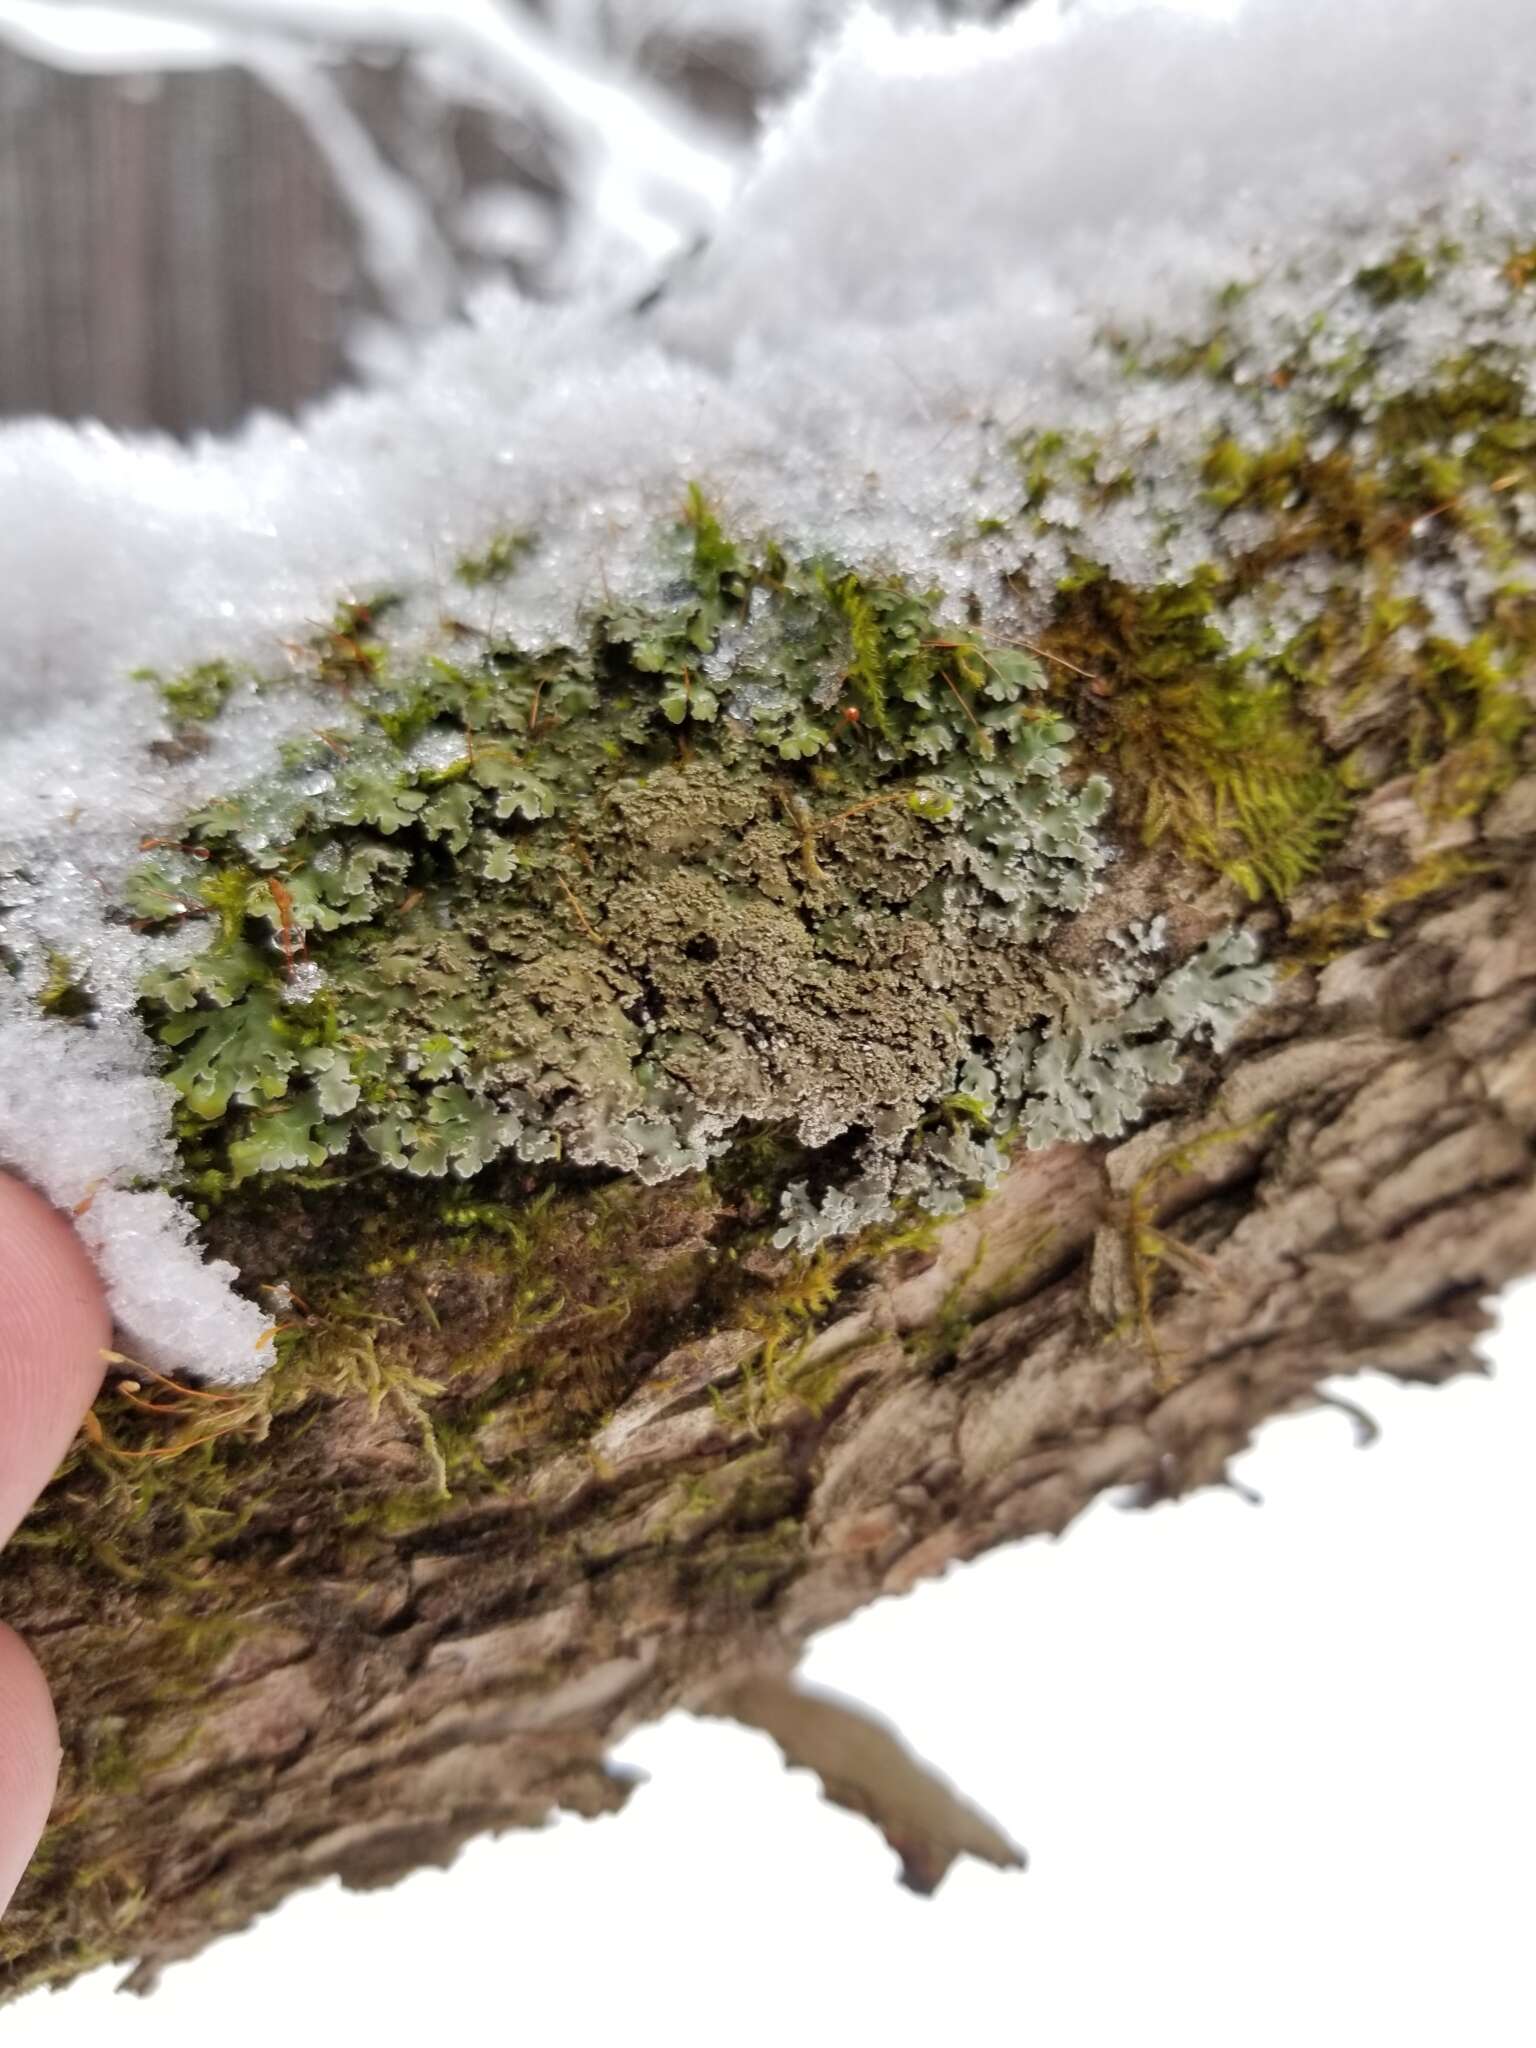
[124,493,1121,1244]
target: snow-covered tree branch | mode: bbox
[0,0,1532,2004]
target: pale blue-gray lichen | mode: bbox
[772,925,1270,1250]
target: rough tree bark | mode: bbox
[3,748,1532,2001]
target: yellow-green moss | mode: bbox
[1015,284,1536,925]
[454,529,536,587]
[1286,849,1489,965]
[1352,238,1460,306]
[36,950,93,1020]
[1036,564,1351,900]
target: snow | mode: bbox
[1,0,1533,1380]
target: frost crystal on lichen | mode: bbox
[112,498,1280,1268]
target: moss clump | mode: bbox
[1286,850,1487,965]
[455,530,536,587]
[5,1139,950,2001]
[1352,241,1447,306]
[13,1138,914,1599]
[36,950,93,1021]
[1374,354,1536,533]
[142,659,243,725]
[1014,254,1536,925]
[1036,564,1351,900]
[1408,633,1533,817]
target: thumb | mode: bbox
[0,1174,111,1915]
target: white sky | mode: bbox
[9,1277,1533,2048]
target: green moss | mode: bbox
[1409,633,1533,815]
[904,1234,986,1373]
[1013,427,1135,510]
[36,950,93,1020]
[1374,356,1536,537]
[6,1137,921,1656]
[1353,243,1440,306]
[84,1721,138,1796]
[455,529,536,586]
[143,658,243,724]
[1286,849,1487,965]
[1117,1113,1278,1389]
[1037,564,1351,900]
[1019,287,1536,913]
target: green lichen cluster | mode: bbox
[124,489,1119,1237]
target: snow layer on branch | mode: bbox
[1,0,1534,1380]
[664,0,1536,351]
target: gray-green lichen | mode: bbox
[85,236,1536,1276]
[118,489,1273,1249]
[19,228,1536,1373]
[773,925,1269,1250]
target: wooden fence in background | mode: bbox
[0,47,369,433]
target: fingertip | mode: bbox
[0,1623,61,1917]
[0,1174,111,1547]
